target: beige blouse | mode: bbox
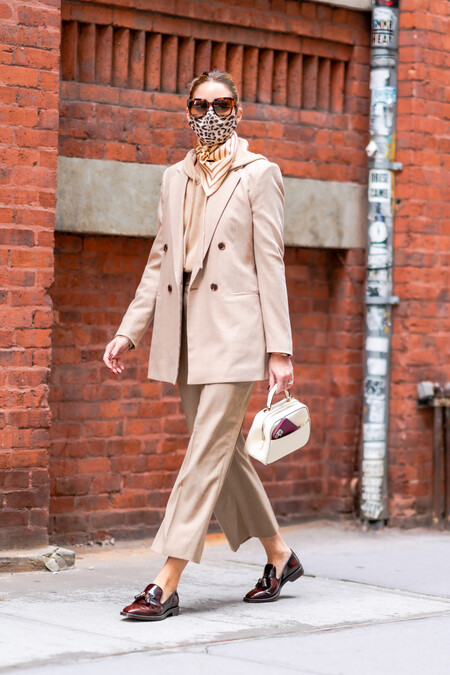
[183,162,206,273]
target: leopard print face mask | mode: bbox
[188,108,237,146]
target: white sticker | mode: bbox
[368,244,391,270]
[361,501,383,519]
[366,307,386,332]
[369,169,391,203]
[369,219,388,244]
[362,476,384,488]
[367,357,388,376]
[363,441,386,459]
[363,423,385,441]
[372,86,396,106]
[362,488,383,501]
[368,399,385,424]
[370,68,390,89]
[367,267,390,299]
[370,88,396,135]
[362,459,385,476]
[366,336,389,353]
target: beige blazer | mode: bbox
[114,147,293,385]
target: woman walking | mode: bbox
[103,69,304,621]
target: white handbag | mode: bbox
[244,385,311,465]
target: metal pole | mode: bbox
[432,405,444,527]
[360,0,402,524]
[445,402,450,528]
[417,383,450,528]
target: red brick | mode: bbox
[112,27,130,88]
[6,406,50,428]
[91,474,122,494]
[15,45,59,71]
[0,105,39,127]
[9,248,53,269]
[15,128,58,149]
[160,35,177,93]
[0,227,33,246]
[129,31,145,89]
[0,1,57,549]
[61,20,77,80]
[50,496,75,513]
[0,2,13,20]
[55,476,91,496]
[257,49,274,104]
[0,63,39,87]
[143,32,161,92]
[104,142,136,163]
[11,449,48,469]
[77,457,111,474]
[226,44,243,96]
[110,492,147,509]
[1,0,447,548]
[95,25,113,85]
[3,470,30,490]
[17,5,59,29]
[29,508,49,528]
[0,510,28,527]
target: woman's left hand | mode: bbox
[268,353,294,393]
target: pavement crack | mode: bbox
[303,574,450,603]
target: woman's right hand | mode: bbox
[103,336,131,375]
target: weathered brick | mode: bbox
[0,0,59,549]
[2,0,448,549]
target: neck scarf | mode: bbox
[194,132,238,197]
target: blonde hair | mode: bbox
[188,69,240,105]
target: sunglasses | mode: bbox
[187,97,236,119]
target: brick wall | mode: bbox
[388,0,449,525]
[0,1,61,547]
[2,0,448,549]
[49,234,364,543]
[58,0,371,178]
[45,0,372,543]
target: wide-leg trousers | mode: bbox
[150,272,279,563]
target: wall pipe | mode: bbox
[359,0,402,524]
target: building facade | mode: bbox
[1,0,448,548]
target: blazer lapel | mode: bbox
[170,167,189,290]
[189,169,242,285]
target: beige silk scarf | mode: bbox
[194,131,239,197]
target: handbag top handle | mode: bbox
[266,385,292,410]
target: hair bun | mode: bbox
[188,69,240,107]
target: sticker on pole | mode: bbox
[361,501,384,520]
[368,169,391,203]
[372,6,398,48]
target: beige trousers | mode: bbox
[150,273,279,563]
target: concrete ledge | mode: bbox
[0,546,75,573]
[56,157,164,239]
[56,156,367,249]
[283,176,366,249]
[313,0,372,10]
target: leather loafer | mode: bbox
[120,583,179,620]
[243,549,304,603]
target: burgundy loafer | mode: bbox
[120,583,180,621]
[243,549,304,603]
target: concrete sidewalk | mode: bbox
[0,520,449,674]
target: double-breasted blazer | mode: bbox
[114,141,293,385]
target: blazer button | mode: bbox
[210,283,218,291]
[218,242,226,250]
[167,284,172,293]
[163,244,168,252]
